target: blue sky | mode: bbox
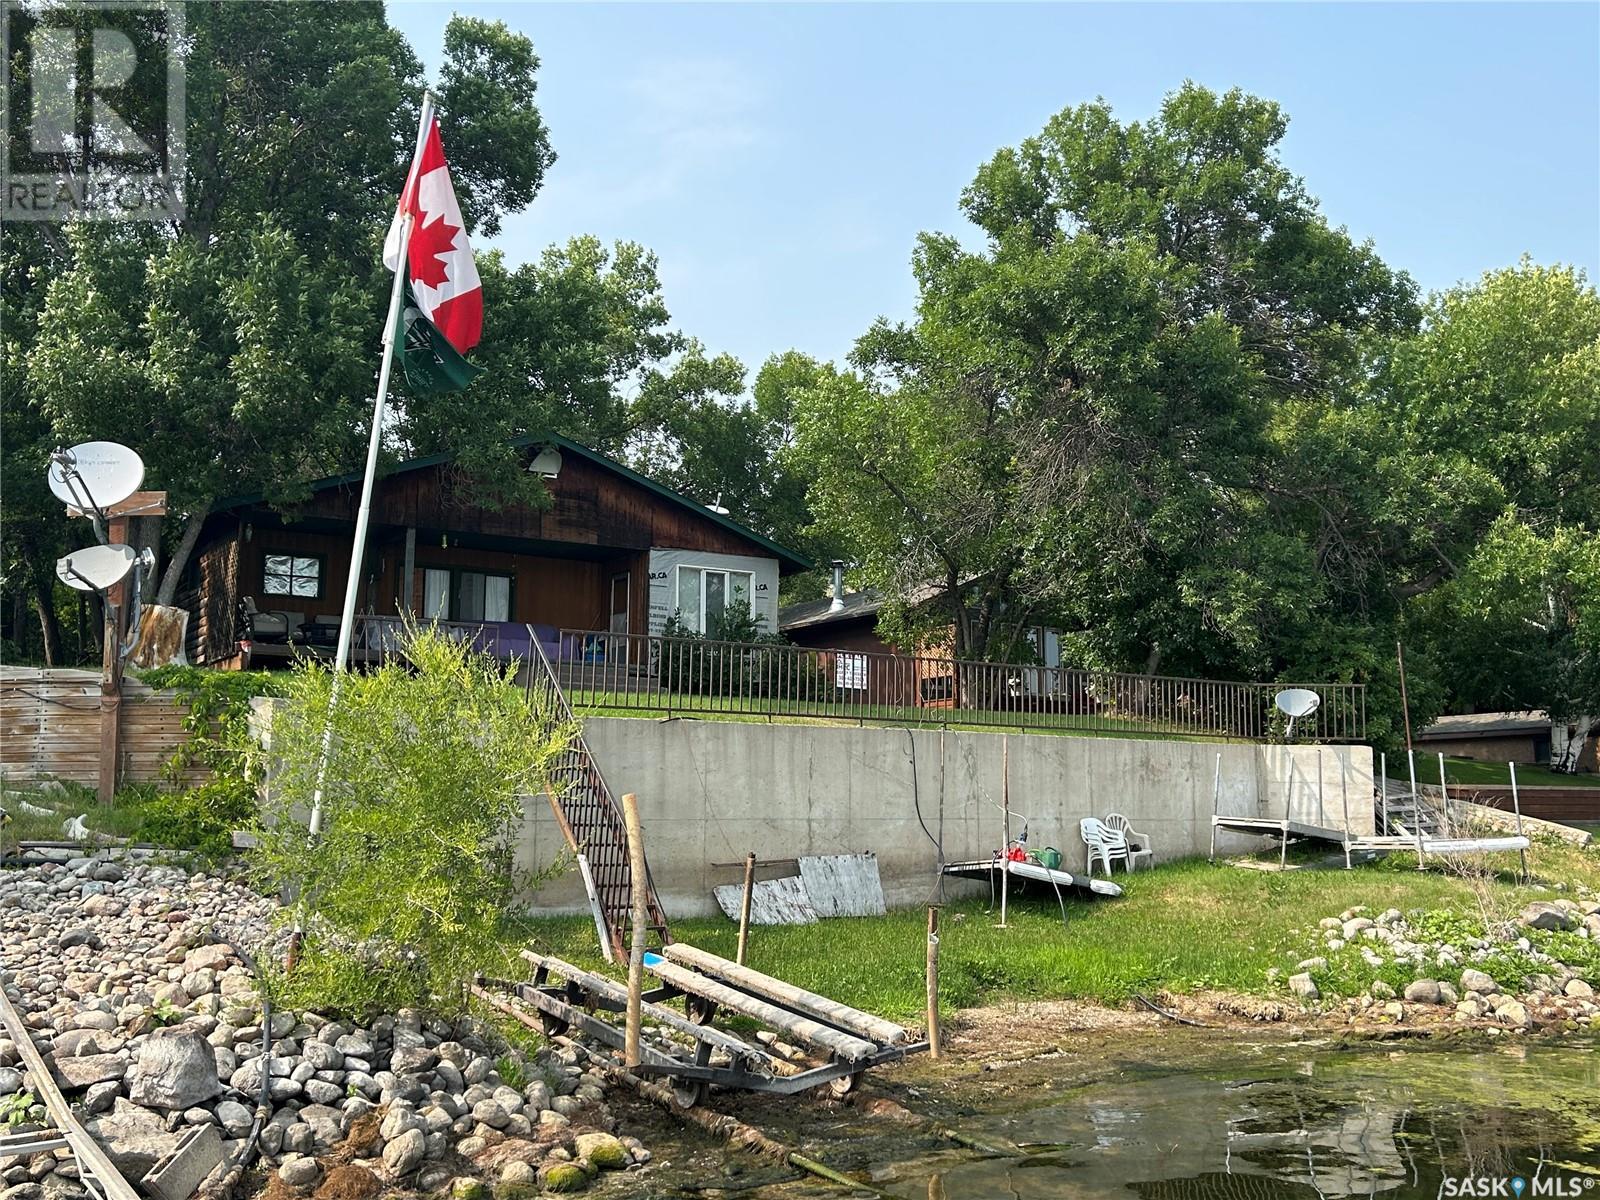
[388,2,1600,381]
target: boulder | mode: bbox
[127,1027,221,1109]
[279,1158,321,1189]
[1287,973,1319,1002]
[573,1132,628,1170]
[214,1100,254,1139]
[84,1099,183,1178]
[1402,979,1442,1005]
[51,1052,127,1090]
[381,1128,426,1177]
[538,1162,588,1193]
[1519,902,1577,932]
[1460,968,1496,994]
[1564,979,1595,1000]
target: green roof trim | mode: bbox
[213,432,812,572]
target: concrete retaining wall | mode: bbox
[517,719,1374,918]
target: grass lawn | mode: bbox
[569,691,1226,744]
[1410,756,1600,789]
[511,840,1600,1025]
[0,778,204,851]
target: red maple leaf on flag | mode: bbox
[408,215,457,290]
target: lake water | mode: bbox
[712,1035,1600,1200]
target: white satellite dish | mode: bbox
[48,442,145,513]
[1274,687,1322,738]
[705,491,730,516]
[56,544,140,592]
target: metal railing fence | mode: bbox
[544,627,1367,743]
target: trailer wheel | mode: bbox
[827,1071,862,1098]
[538,1012,569,1037]
[686,997,716,1025]
[670,1079,706,1109]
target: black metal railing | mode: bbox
[546,628,1367,743]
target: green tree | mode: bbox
[1390,262,1600,721]
[250,626,572,1009]
[792,84,1419,669]
[23,6,554,606]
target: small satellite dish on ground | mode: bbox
[1274,687,1322,738]
[48,442,145,514]
[57,544,141,592]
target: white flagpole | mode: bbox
[303,90,436,845]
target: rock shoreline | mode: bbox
[0,860,649,1199]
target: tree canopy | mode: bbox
[785,84,1596,745]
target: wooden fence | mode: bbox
[0,667,205,790]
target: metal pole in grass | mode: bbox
[622,792,648,1068]
[1408,750,1425,870]
[925,905,942,1059]
[736,851,756,966]
[998,735,1010,929]
[1339,752,1352,870]
[1208,750,1221,863]
[1508,760,1530,883]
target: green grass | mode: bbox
[0,779,223,854]
[510,841,1600,1023]
[1411,756,1600,789]
[568,690,1222,744]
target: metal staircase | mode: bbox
[525,637,670,960]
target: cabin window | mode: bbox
[674,566,753,635]
[262,553,322,599]
[418,567,512,623]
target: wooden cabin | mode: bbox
[179,434,809,670]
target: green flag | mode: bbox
[393,284,483,394]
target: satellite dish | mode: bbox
[706,492,730,516]
[56,544,140,592]
[48,442,145,513]
[1274,687,1322,738]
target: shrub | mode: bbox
[248,624,574,1011]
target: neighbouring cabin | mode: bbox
[180,434,809,670]
[778,585,1068,711]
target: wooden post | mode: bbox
[998,735,1010,929]
[1380,752,1388,832]
[622,792,648,1068]
[98,510,131,805]
[1395,640,1414,755]
[736,850,756,966]
[1508,760,1530,883]
[925,905,941,1059]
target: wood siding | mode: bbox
[1,667,208,788]
[274,450,770,558]
[178,534,241,665]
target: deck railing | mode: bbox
[546,628,1368,743]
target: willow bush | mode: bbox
[249,625,574,1011]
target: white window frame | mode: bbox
[673,565,755,635]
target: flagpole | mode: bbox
[289,92,436,965]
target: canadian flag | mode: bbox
[383,114,482,355]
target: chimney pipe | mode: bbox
[828,560,846,613]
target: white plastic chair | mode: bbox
[1080,817,1129,876]
[1104,813,1153,871]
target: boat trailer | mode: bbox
[474,943,925,1108]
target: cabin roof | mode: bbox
[215,432,811,572]
[1418,710,1551,739]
